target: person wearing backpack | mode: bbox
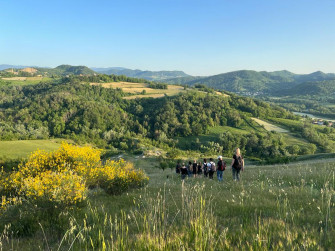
[203,159,208,177]
[192,160,198,178]
[208,158,216,179]
[231,148,244,181]
[197,161,202,176]
[187,161,192,177]
[217,156,226,182]
[176,161,181,174]
[180,163,188,180]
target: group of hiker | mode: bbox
[175,148,245,181]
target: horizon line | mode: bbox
[0,63,334,76]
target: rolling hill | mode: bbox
[2,64,335,95]
[0,64,97,76]
[278,79,335,96]
[0,64,33,70]
[166,70,335,94]
[36,65,96,76]
[1,75,317,160]
[91,67,190,81]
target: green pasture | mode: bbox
[176,125,255,150]
[0,77,53,86]
[281,133,310,147]
[0,139,63,160]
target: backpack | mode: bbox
[203,163,207,172]
[218,160,226,171]
[176,164,181,173]
[211,162,216,172]
[207,162,212,171]
[235,155,243,170]
[209,162,216,172]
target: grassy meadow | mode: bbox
[1,152,334,250]
[90,82,185,99]
[0,77,53,86]
[0,139,64,160]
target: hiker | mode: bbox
[231,148,244,181]
[180,163,188,180]
[175,161,181,174]
[197,161,202,176]
[217,156,226,182]
[192,160,198,177]
[203,159,208,177]
[207,158,216,179]
[187,161,192,177]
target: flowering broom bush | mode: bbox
[0,142,148,212]
[87,160,149,194]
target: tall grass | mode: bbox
[43,183,224,250]
[1,159,334,250]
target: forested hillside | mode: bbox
[1,75,319,160]
[261,79,335,119]
[166,70,335,94]
[36,65,96,76]
[278,80,335,96]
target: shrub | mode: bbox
[0,142,148,213]
[20,170,86,205]
[86,160,148,194]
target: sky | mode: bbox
[1,0,334,76]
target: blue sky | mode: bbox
[1,0,334,75]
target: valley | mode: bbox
[2,1,335,249]
[1,65,335,250]
[1,66,334,161]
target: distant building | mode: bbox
[317,120,324,126]
[4,68,18,75]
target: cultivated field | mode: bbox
[91,82,185,99]
[1,77,29,81]
[252,117,289,133]
[0,76,52,86]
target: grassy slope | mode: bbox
[175,126,248,150]
[0,139,63,160]
[0,77,53,86]
[71,156,335,249]
[3,156,334,249]
[251,117,288,133]
[91,82,185,99]
[176,121,308,153]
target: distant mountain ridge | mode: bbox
[0,64,96,76]
[166,70,335,94]
[0,64,39,71]
[91,67,190,81]
[2,64,335,95]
